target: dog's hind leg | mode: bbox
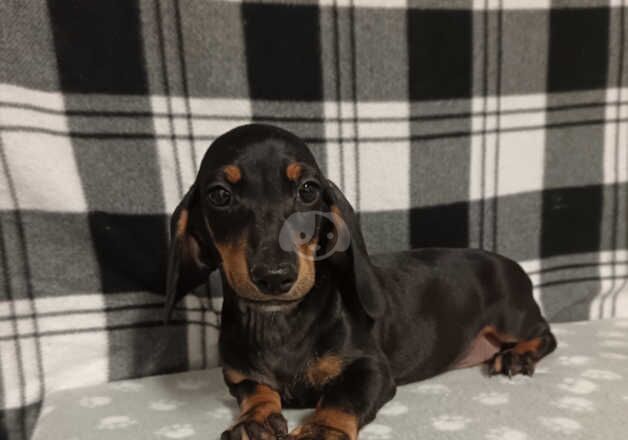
[486,320,557,377]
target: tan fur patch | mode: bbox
[238,384,282,425]
[224,165,242,184]
[305,355,343,387]
[308,408,358,440]
[514,337,542,355]
[176,209,189,237]
[215,237,261,299]
[216,234,316,302]
[286,162,302,182]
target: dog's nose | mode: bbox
[250,263,297,295]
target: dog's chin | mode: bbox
[236,296,303,313]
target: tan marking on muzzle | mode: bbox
[215,235,315,302]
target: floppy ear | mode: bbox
[324,180,386,319]
[164,183,219,323]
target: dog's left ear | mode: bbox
[164,183,219,323]
[323,180,386,319]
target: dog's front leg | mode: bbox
[290,357,396,440]
[221,374,288,440]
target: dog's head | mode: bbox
[164,124,385,317]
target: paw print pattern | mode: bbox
[472,392,509,406]
[207,407,233,419]
[551,396,594,412]
[432,415,472,431]
[550,327,573,336]
[79,396,112,408]
[149,399,186,411]
[557,377,599,394]
[600,352,628,360]
[155,424,196,439]
[498,375,532,386]
[97,415,138,430]
[176,378,210,390]
[581,369,622,381]
[538,417,581,435]
[360,424,393,440]
[597,330,625,338]
[378,401,408,416]
[600,340,628,348]
[485,426,528,440]
[411,383,450,395]
[110,381,143,392]
[557,355,591,366]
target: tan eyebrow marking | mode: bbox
[286,162,302,182]
[223,165,242,184]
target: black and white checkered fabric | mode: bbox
[1,1,627,438]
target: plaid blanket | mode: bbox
[1,1,627,439]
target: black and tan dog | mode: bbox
[164,124,556,440]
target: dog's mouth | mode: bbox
[237,296,303,312]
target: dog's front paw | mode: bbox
[288,423,350,440]
[221,413,288,440]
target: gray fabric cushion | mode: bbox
[33,319,628,440]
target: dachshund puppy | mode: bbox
[164,124,556,440]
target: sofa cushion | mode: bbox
[32,319,628,439]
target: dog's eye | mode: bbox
[208,187,231,207]
[297,181,320,204]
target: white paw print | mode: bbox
[432,415,472,431]
[110,381,143,392]
[176,378,210,390]
[498,375,532,386]
[597,330,625,338]
[378,401,408,416]
[550,327,573,336]
[360,424,392,440]
[551,396,594,413]
[581,369,622,381]
[155,424,196,439]
[557,340,570,348]
[600,340,628,348]
[557,377,599,394]
[538,417,581,435]
[149,399,186,411]
[557,355,591,366]
[411,383,450,395]
[97,415,138,430]
[79,396,112,408]
[207,407,233,419]
[485,426,528,440]
[622,395,628,401]
[600,352,628,360]
[472,392,509,406]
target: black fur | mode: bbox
[164,124,556,439]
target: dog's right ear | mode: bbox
[164,183,219,323]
